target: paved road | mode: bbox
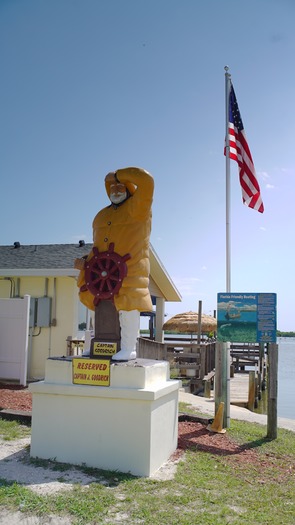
[179,390,295,432]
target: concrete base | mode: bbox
[29,357,180,477]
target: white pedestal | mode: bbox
[29,357,180,477]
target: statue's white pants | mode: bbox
[119,310,140,352]
[112,310,140,361]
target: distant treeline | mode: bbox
[80,325,295,338]
[277,331,295,338]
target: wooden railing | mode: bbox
[138,337,216,393]
[230,342,266,373]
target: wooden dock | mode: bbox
[230,373,249,407]
[229,343,268,410]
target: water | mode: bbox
[277,337,295,420]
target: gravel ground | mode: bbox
[0,433,183,525]
[0,435,99,524]
[0,437,100,496]
[0,510,73,525]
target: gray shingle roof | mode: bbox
[0,242,92,270]
[0,242,182,301]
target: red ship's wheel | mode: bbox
[79,243,131,306]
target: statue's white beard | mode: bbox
[110,191,127,204]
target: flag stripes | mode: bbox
[226,84,264,213]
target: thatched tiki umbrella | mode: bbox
[162,311,217,334]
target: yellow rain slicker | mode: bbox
[77,167,154,312]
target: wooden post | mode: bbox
[91,300,121,357]
[248,371,256,411]
[197,300,202,344]
[257,371,262,400]
[259,343,264,375]
[200,346,206,379]
[259,342,266,391]
[267,343,278,439]
[204,380,211,398]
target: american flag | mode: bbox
[225,83,264,213]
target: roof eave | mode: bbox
[149,245,182,302]
[0,269,79,277]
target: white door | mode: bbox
[0,295,30,386]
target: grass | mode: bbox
[0,410,294,525]
[0,419,31,441]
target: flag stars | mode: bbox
[230,90,244,132]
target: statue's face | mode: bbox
[110,183,127,204]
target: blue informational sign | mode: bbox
[217,293,277,343]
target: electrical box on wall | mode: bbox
[36,297,52,327]
[29,297,52,327]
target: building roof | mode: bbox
[0,241,91,272]
[0,242,181,302]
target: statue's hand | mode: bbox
[74,258,86,270]
[105,171,117,183]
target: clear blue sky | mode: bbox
[1,0,294,331]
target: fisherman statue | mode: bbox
[75,167,154,361]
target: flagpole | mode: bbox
[224,66,231,428]
[224,65,231,294]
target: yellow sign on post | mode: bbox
[72,358,110,386]
[92,341,117,357]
